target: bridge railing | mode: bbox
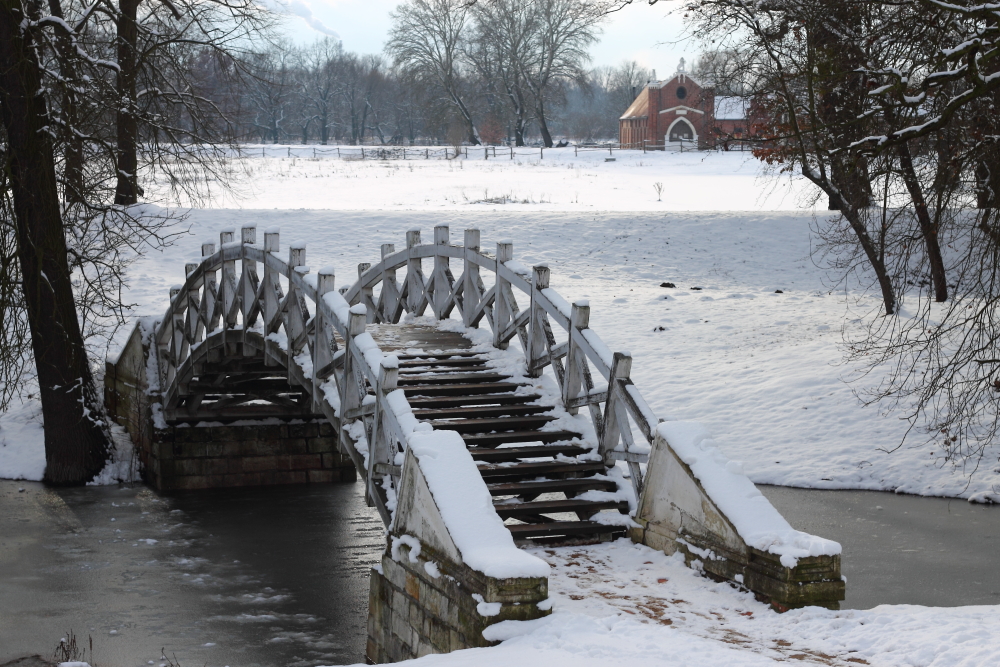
[153,223,660,523]
[342,225,659,498]
[154,225,423,524]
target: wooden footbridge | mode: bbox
[121,223,844,661]
[153,225,658,547]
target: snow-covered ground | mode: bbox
[343,538,998,667]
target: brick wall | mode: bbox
[146,421,356,490]
[367,539,550,663]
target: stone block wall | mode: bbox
[367,540,550,663]
[146,421,356,491]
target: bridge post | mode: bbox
[527,265,550,378]
[261,230,283,367]
[240,225,258,355]
[563,300,590,413]
[358,263,374,322]
[494,241,513,349]
[599,351,633,463]
[313,268,336,413]
[286,242,310,382]
[200,242,218,337]
[380,243,402,323]
[432,225,450,319]
[405,229,428,315]
[462,229,480,328]
[339,304,369,477]
[367,357,398,513]
[220,230,237,335]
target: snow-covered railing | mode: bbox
[342,225,658,498]
[153,226,429,524]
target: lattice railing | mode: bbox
[154,224,661,525]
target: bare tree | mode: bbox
[522,0,606,147]
[387,0,481,145]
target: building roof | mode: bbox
[619,88,649,120]
[714,96,747,120]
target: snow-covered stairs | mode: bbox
[398,349,630,547]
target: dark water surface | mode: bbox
[0,480,383,667]
[760,485,1000,609]
[4,480,1000,667]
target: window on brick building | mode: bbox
[676,86,687,100]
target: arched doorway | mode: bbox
[667,117,696,143]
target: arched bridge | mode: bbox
[121,224,844,661]
[153,225,659,545]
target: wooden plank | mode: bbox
[429,415,556,432]
[405,393,543,409]
[398,358,488,368]
[487,478,618,495]
[412,404,551,419]
[462,430,582,446]
[469,444,589,462]
[396,372,509,386]
[505,521,625,538]
[476,461,605,478]
[401,382,524,397]
[494,498,629,519]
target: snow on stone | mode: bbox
[657,421,840,566]
[407,429,550,579]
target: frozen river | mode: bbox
[2,479,999,666]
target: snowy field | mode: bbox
[3,148,999,666]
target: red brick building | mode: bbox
[619,60,750,149]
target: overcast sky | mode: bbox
[276,0,697,78]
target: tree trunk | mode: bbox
[0,0,112,484]
[898,141,948,302]
[536,100,553,148]
[114,0,140,205]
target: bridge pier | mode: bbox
[105,321,356,491]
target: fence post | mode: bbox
[426,148,429,159]
[510,146,513,160]
[575,144,578,157]
[358,262,374,321]
[462,229,481,327]
[599,352,633,462]
[338,147,341,158]
[493,241,513,349]
[563,300,590,414]
[527,265,550,378]
[540,147,543,160]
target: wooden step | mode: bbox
[506,521,627,539]
[397,372,508,386]
[493,498,629,519]
[399,358,490,368]
[406,394,542,410]
[399,365,491,375]
[462,430,582,446]
[430,415,556,433]
[413,404,551,420]
[487,478,618,496]
[402,382,524,397]
[469,444,590,462]
[477,460,605,479]
[395,351,480,360]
